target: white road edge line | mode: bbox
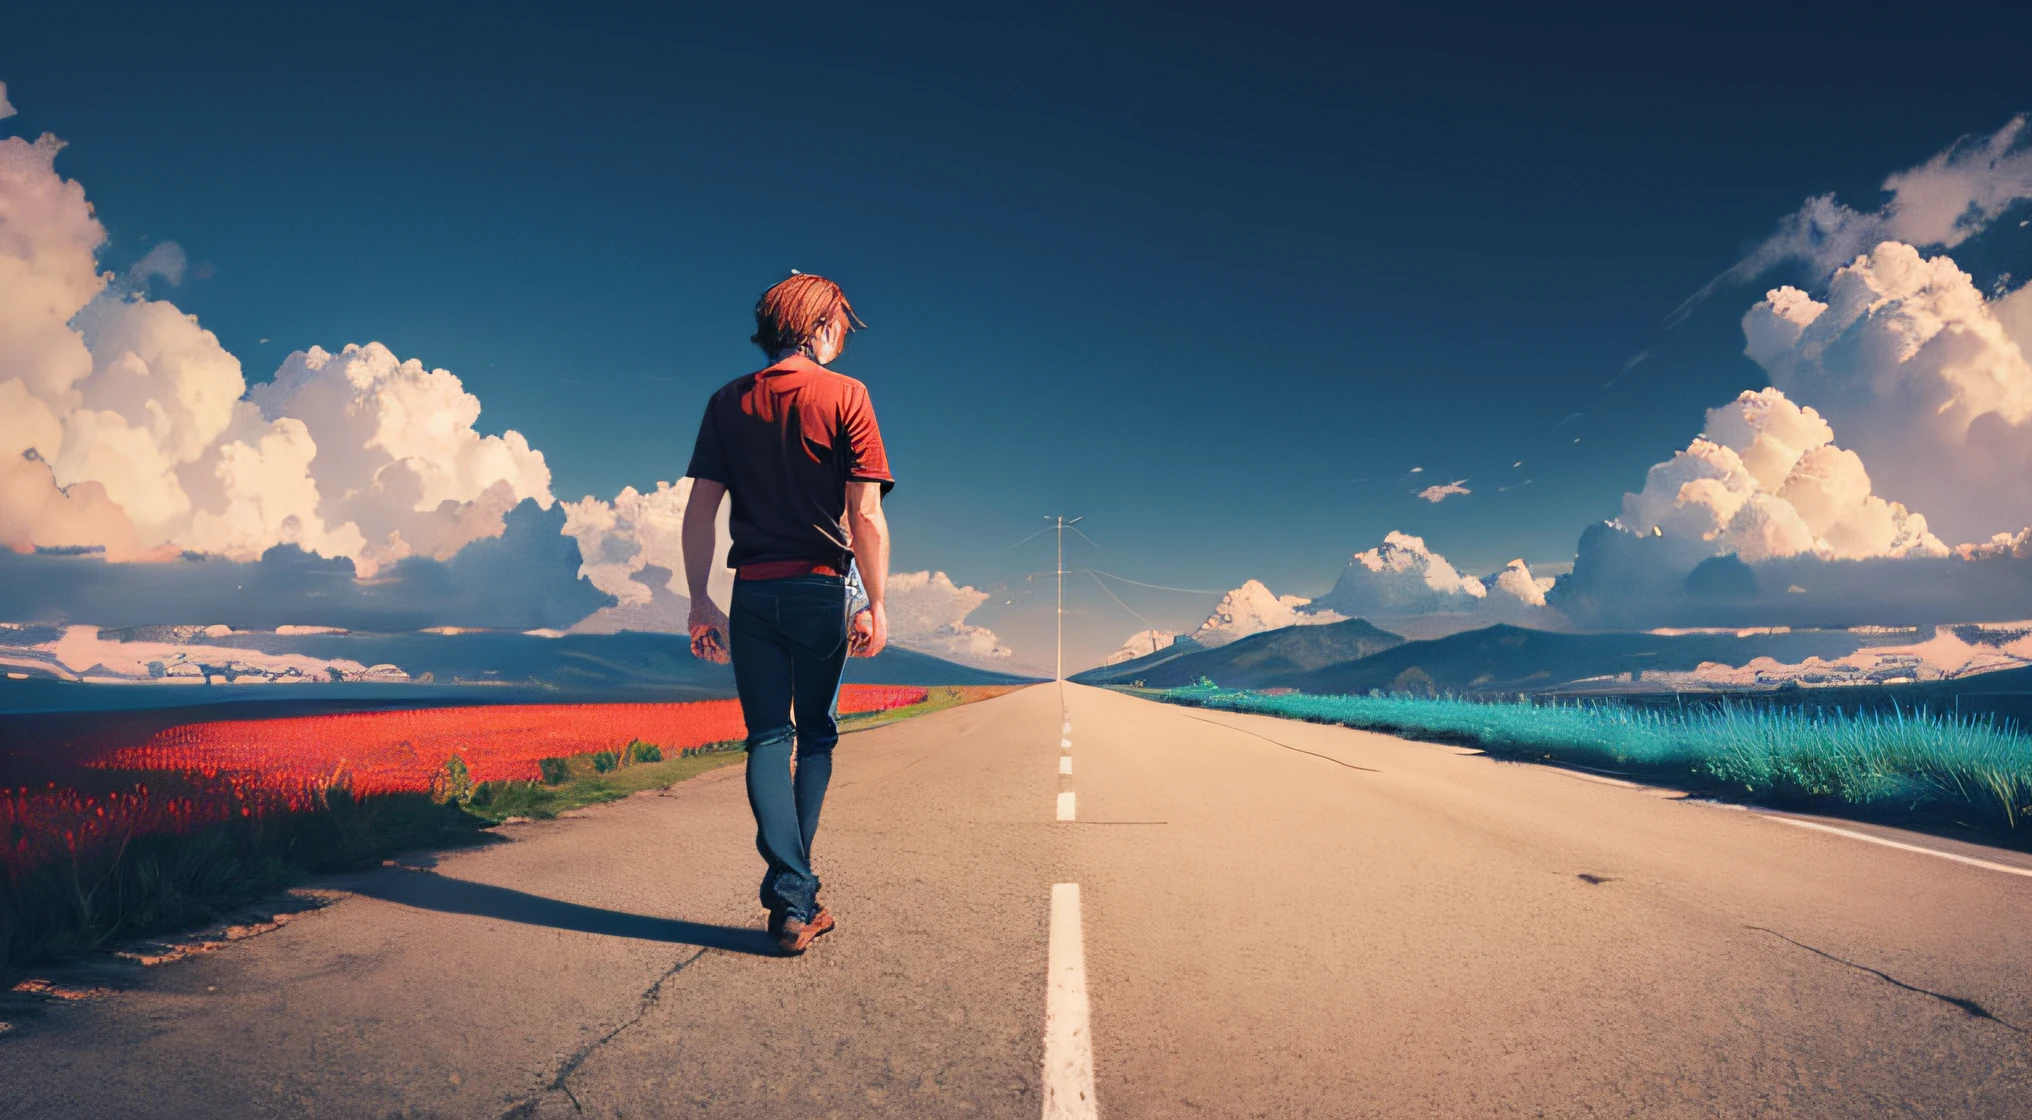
[1056,791,1077,821]
[1043,883,1099,1120]
[1759,814,2032,879]
[1060,756,1073,775]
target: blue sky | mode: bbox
[6,3,2032,668]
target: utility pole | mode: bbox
[1050,515,1082,681]
[1055,516,1065,682]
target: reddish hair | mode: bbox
[751,273,865,357]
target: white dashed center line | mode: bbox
[1042,883,1099,1119]
[1059,711,1075,818]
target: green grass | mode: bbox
[836,685,984,733]
[455,686,986,821]
[1137,683,2032,845]
[459,740,751,822]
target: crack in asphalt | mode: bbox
[1181,714,1381,772]
[1747,926,2026,1033]
[501,947,713,1117]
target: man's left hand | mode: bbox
[688,597,732,664]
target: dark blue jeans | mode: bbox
[729,574,850,922]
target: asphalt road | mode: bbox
[5,682,2031,1118]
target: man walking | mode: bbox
[681,273,893,955]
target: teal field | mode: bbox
[1137,683,2032,846]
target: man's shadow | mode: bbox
[344,866,781,957]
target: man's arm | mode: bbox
[846,480,889,658]
[684,479,731,663]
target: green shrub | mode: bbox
[1390,667,1436,697]
[625,739,663,765]
[432,754,475,805]
[537,757,572,785]
[591,750,621,773]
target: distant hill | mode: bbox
[1073,615,2032,727]
[1078,619,1915,696]
[1073,618,1407,689]
[0,627,1039,714]
[1283,624,1870,696]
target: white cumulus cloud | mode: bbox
[885,570,1010,662]
[1957,526,2032,560]
[179,417,367,562]
[0,133,554,574]
[0,453,148,560]
[1327,532,1488,609]
[1741,242,2032,543]
[0,134,103,408]
[1488,558,1552,607]
[1309,532,1556,636]
[60,292,260,545]
[1619,387,1945,563]
[563,480,729,606]
[565,558,1012,665]
[1191,579,1344,648]
[1106,628,1177,665]
[250,343,555,572]
[0,82,16,120]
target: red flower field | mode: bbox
[5,685,933,880]
[98,684,929,793]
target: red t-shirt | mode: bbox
[685,354,895,570]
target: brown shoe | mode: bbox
[776,906,835,954]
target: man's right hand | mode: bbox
[848,603,887,658]
[688,598,732,664]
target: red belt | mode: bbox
[737,560,845,581]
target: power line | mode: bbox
[1085,568,1229,595]
[1086,569,1152,627]
[986,525,1058,552]
[1005,520,1225,673]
